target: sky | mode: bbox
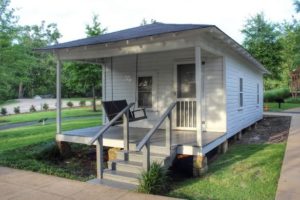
[10,0,299,44]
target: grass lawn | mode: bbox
[264,102,300,112]
[0,107,101,124]
[0,99,18,107]
[169,144,286,200]
[0,117,101,180]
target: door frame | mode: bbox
[173,61,197,130]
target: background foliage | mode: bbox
[1,0,300,103]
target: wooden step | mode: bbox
[108,159,143,174]
[103,169,139,185]
[117,150,168,164]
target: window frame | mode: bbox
[136,71,158,111]
[239,78,244,108]
[137,76,153,108]
[257,83,259,105]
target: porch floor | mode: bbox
[58,126,225,150]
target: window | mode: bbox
[138,76,152,108]
[257,84,259,104]
[239,78,243,107]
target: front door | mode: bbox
[176,64,196,129]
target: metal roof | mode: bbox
[39,22,213,50]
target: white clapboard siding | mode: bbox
[103,48,196,128]
[202,57,226,132]
[225,54,263,137]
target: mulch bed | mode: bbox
[237,115,291,144]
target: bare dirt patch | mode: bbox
[237,115,291,144]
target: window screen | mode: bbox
[138,76,152,108]
[239,78,243,107]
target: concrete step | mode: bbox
[103,169,139,185]
[87,178,137,190]
[108,159,143,174]
[117,150,168,164]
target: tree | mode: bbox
[86,14,107,36]
[0,0,20,101]
[0,0,61,101]
[294,0,300,13]
[140,18,157,26]
[242,13,283,89]
[64,14,105,111]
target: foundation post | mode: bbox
[237,131,242,140]
[193,155,208,177]
[218,140,228,154]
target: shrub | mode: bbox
[138,162,170,194]
[67,101,73,108]
[79,100,86,107]
[30,105,36,112]
[14,106,20,114]
[1,107,7,116]
[43,103,49,111]
[35,142,64,162]
[285,97,300,103]
[264,87,290,102]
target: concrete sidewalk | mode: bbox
[0,167,177,200]
[266,111,300,200]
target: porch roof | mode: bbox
[37,22,268,73]
[38,22,213,50]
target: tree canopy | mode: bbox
[63,14,105,111]
[242,13,283,89]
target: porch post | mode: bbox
[195,46,203,147]
[56,57,62,134]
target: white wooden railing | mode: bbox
[88,102,135,179]
[136,102,177,170]
[176,98,196,128]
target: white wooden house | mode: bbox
[39,23,267,188]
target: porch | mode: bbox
[57,125,226,155]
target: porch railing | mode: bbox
[136,102,177,170]
[88,102,135,179]
[176,98,196,128]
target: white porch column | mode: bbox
[195,46,203,147]
[56,58,62,134]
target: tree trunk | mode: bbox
[92,85,96,112]
[18,82,23,99]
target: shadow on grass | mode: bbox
[0,140,97,181]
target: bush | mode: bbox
[264,88,290,102]
[35,142,64,162]
[285,97,300,103]
[14,106,20,114]
[43,103,49,111]
[30,105,36,112]
[79,100,86,107]
[1,107,7,116]
[67,101,73,108]
[138,162,170,194]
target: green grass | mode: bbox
[264,102,300,111]
[0,99,18,107]
[0,117,101,180]
[169,144,286,200]
[0,107,101,124]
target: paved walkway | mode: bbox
[0,167,177,200]
[265,110,300,200]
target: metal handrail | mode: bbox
[88,102,135,145]
[136,102,177,151]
